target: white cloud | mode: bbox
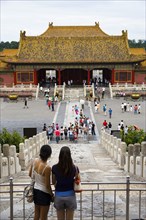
[1,0,145,41]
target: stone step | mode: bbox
[64,88,84,100]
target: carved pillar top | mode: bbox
[141,141,146,156]
[3,144,10,157]
[128,144,134,156]
[133,143,141,156]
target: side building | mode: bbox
[0,22,146,86]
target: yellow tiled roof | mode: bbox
[0,49,18,68]
[2,24,146,64]
[130,48,146,66]
[0,49,18,56]
[130,48,145,55]
[40,23,109,37]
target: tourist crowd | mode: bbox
[43,104,96,143]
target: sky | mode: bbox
[1,0,146,42]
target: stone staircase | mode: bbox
[38,87,54,99]
[64,87,84,101]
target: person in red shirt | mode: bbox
[55,128,60,143]
[103,120,108,129]
[48,100,52,110]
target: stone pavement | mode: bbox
[0,94,145,135]
[0,95,146,219]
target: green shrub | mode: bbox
[0,128,25,153]
[122,126,146,147]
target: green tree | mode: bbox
[0,128,25,152]
[0,41,19,51]
[122,126,146,147]
[128,39,146,49]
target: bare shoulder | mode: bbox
[44,164,51,174]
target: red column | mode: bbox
[34,69,38,85]
[87,69,90,85]
[111,69,115,84]
[13,72,16,85]
[58,69,61,85]
[132,70,135,84]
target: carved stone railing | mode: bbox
[0,83,38,99]
[84,83,95,99]
[100,130,146,179]
[54,83,65,100]
[0,131,48,178]
[110,82,146,98]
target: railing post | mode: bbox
[10,177,13,220]
[126,176,130,220]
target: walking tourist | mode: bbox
[127,102,130,112]
[101,87,105,99]
[55,128,61,144]
[47,126,54,141]
[51,100,55,111]
[138,104,141,114]
[121,103,124,113]
[48,99,51,110]
[134,104,138,114]
[42,123,47,132]
[52,146,81,220]
[23,98,28,109]
[103,104,107,115]
[64,127,68,140]
[123,102,127,112]
[124,125,128,135]
[117,124,121,130]
[91,122,96,135]
[60,126,64,140]
[130,105,133,112]
[108,108,112,118]
[108,122,112,129]
[103,120,108,129]
[29,145,54,220]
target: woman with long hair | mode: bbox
[52,146,81,220]
[29,144,54,220]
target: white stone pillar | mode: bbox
[119,142,127,169]
[3,144,10,175]
[107,134,112,153]
[9,157,15,175]
[24,139,31,161]
[36,134,40,154]
[113,137,118,162]
[111,136,116,158]
[19,143,28,170]
[133,143,140,175]
[116,139,121,163]
[0,144,2,178]
[141,142,146,178]
[1,157,9,177]
[127,144,134,173]
[32,135,37,156]
[9,145,21,174]
[29,137,35,157]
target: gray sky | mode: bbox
[1,0,146,42]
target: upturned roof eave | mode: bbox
[2,59,145,65]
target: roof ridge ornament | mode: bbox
[49,22,53,27]
[95,22,99,26]
[122,30,128,37]
[20,31,26,38]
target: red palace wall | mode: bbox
[0,73,14,85]
[135,72,146,83]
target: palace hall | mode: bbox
[0,22,146,86]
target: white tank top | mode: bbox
[34,165,49,194]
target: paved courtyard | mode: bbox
[0,95,146,135]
